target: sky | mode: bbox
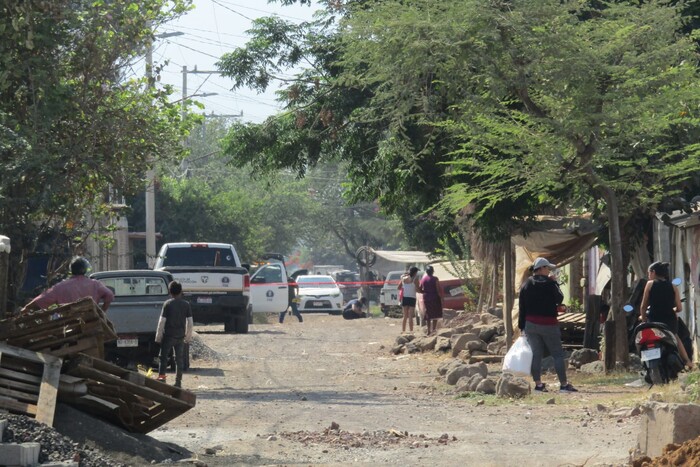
[147,0,319,124]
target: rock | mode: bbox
[436,328,454,338]
[495,373,530,398]
[437,358,463,376]
[391,344,404,355]
[405,342,420,354]
[580,360,605,374]
[476,325,499,343]
[568,348,599,369]
[467,374,485,391]
[466,339,488,352]
[413,335,438,351]
[475,378,496,394]
[454,376,472,392]
[450,333,479,357]
[445,362,487,385]
[435,336,451,352]
[486,306,503,319]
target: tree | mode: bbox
[339,0,700,366]
[220,0,700,367]
[0,0,192,310]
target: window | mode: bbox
[99,277,169,297]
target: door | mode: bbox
[249,264,289,313]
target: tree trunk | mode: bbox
[503,242,514,347]
[601,186,629,370]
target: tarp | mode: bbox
[512,215,599,289]
[372,250,435,278]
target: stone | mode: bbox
[445,362,487,385]
[435,336,451,352]
[450,333,479,357]
[580,360,605,374]
[475,378,496,394]
[437,358,463,376]
[495,373,530,398]
[637,402,700,457]
[467,374,485,391]
[568,348,599,369]
[413,335,438,351]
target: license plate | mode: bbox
[117,338,138,348]
[197,296,213,304]
[641,347,661,362]
[313,301,324,306]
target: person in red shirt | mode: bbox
[21,257,114,313]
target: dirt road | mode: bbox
[151,314,639,466]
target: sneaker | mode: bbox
[534,383,548,392]
[559,383,578,393]
[156,374,167,382]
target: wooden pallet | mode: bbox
[0,343,62,426]
[60,354,196,434]
[0,298,117,359]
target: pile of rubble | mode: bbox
[279,422,456,450]
[391,308,507,361]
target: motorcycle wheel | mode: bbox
[648,366,664,385]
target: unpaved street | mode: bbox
[151,314,639,466]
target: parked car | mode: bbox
[379,270,405,314]
[332,270,361,302]
[296,275,344,315]
[440,278,477,311]
[90,269,190,369]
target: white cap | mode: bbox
[533,257,556,270]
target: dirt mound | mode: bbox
[633,435,700,466]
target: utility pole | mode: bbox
[144,31,183,268]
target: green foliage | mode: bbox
[0,0,192,308]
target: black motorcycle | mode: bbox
[633,320,684,385]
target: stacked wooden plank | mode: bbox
[0,298,196,434]
[0,298,117,359]
[61,355,196,433]
[0,343,62,426]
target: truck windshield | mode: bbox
[162,247,238,267]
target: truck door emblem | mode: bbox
[266,290,274,298]
[201,276,209,283]
[222,276,230,284]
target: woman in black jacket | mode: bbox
[519,257,577,393]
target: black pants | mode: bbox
[159,335,185,386]
[343,310,366,320]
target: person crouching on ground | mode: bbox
[518,257,577,393]
[155,281,193,388]
[342,297,368,319]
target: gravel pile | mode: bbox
[2,412,126,466]
[189,332,224,362]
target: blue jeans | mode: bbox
[525,321,567,385]
[159,335,185,386]
[280,302,303,323]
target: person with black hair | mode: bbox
[418,265,444,335]
[22,256,114,313]
[398,266,420,333]
[639,261,691,368]
[155,281,193,388]
[342,297,368,319]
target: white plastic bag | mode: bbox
[502,336,533,376]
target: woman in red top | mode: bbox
[418,265,443,335]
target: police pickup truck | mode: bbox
[153,242,250,333]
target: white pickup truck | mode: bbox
[153,242,250,333]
